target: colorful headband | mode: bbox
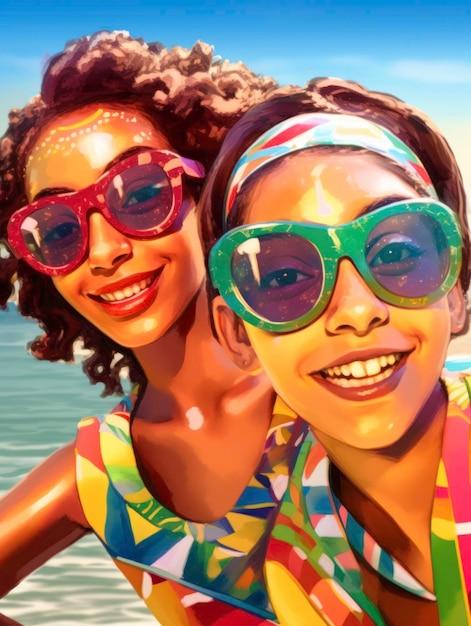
[223,113,438,225]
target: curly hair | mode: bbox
[0,30,278,395]
[200,77,470,332]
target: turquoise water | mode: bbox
[0,305,153,625]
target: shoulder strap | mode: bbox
[75,415,110,540]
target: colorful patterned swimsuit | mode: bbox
[265,375,471,625]
[75,374,471,625]
[75,395,304,625]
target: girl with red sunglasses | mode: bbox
[0,30,287,626]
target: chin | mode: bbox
[98,317,164,349]
[322,417,415,453]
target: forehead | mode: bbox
[25,104,171,200]
[243,150,420,227]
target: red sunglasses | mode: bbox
[7,149,205,276]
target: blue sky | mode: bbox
[1,0,471,193]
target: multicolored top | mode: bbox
[264,374,471,625]
[75,372,471,625]
[75,394,305,625]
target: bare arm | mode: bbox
[0,442,90,598]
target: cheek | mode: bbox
[169,215,205,280]
[406,298,451,342]
[418,302,452,360]
[244,325,305,389]
[52,275,81,308]
[52,271,101,325]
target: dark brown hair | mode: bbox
[200,78,470,325]
[0,30,278,395]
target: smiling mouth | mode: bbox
[88,269,162,304]
[96,276,154,302]
[317,353,404,388]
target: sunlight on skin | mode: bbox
[22,103,207,350]
[241,151,456,450]
[25,107,157,201]
[185,407,205,431]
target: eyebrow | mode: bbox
[32,146,154,201]
[360,195,420,216]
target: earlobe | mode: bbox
[448,285,468,334]
[212,296,262,374]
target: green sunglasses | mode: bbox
[209,199,463,333]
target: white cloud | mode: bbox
[322,55,471,85]
[248,53,471,87]
[389,60,471,84]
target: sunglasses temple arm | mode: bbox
[180,157,206,179]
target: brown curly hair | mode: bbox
[0,30,278,395]
[200,77,470,333]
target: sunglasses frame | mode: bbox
[7,149,205,277]
[209,199,463,333]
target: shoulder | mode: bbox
[6,442,88,526]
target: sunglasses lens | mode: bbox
[365,212,450,298]
[230,233,324,323]
[105,163,174,231]
[19,204,83,269]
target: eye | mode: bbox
[43,222,81,245]
[369,240,424,276]
[122,183,163,208]
[261,267,313,288]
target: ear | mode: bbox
[448,285,467,334]
[212,295,262,374]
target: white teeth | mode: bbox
[365,358,381,376]
[341,364,351,377]
[350,361,366,378]
[95,276,154,303]
[321,353,402,387]
[328,367,396,388]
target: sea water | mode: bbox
[0,305,153,625]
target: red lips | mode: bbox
[88,268,163,317]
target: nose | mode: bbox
[87,211,132,272]
[324,259,389,336]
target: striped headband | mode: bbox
[223,112,438,225]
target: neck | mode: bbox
[132,283,271,422]
[314,381,447,518]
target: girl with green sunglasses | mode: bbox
[201,81,471,625]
